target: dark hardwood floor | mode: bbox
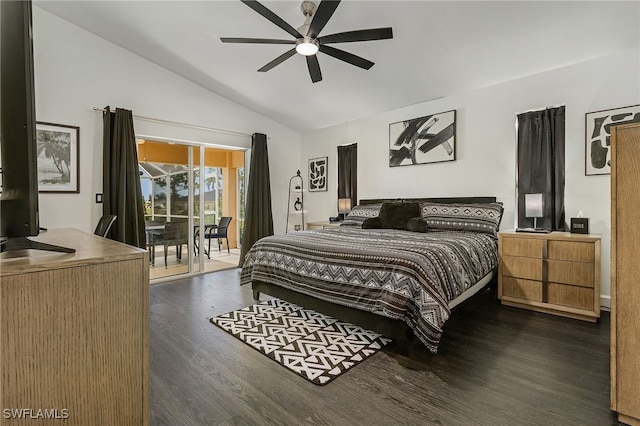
[150,269,619,425]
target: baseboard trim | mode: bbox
[600,294,611,311]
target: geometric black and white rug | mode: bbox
[210,298,391,385]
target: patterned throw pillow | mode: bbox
[340,203,382,227]
[420,202,503,235]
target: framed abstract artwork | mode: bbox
[585,105,640,175]
[389,110,456,167]
[36,122,79,193]
[308,156,327,192]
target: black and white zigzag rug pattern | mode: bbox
[210,298,391,385]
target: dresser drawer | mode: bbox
[502,277,542,302]
[548,241,594,263]
[548,283,594,310]
[502,237,543,258]
[502,255,543,281]
[547,260,594,287]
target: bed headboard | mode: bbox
[359,197,497,205]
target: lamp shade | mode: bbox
[525,193,544,218]
[338,198,352,214]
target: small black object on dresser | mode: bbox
[570,217,589,234]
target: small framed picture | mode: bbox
[308,156,327,192]
[36,122,79,193]
[585,105,640,175]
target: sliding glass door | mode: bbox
[137,140,246,281]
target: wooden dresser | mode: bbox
[498,231,601,322]
[0,229,149,426]
[610,122,640,426]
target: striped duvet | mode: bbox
[240,227,498,353]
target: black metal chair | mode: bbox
[145,220,166,265]
[202,216,232,257]
[162,220,189,267]
[94,215,117,237]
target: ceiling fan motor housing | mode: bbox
[298,1,317,36]
[300,1,317,19]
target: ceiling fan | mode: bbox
[221,0,393,83]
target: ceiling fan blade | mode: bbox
[220,37,295,44]
[257,48,297,72]
[241,0,302,39]
[318,27,393,44]
[306,55,323,83]
[319,45,374,70]
[307,0,341,39]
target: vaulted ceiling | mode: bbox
[35,1,640,132]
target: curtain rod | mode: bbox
[92,107,252,138]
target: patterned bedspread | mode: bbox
[240,227,498,353]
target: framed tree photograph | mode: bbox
[308,156,327,192]
[585,105,640,175]
[389,110,456,167]
[36,122,79,193]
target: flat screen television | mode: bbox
[0,0,73,253]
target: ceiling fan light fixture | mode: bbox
[295,38,319,56]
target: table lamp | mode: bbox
[337,198,352,221]
[525,193,544,230]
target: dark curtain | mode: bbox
[238,133,274,267]
[102,106,146,248]
[517,106,567,231]
[337,143,358,209]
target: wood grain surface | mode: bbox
[148,268,619,425]
[0,229,149,425]
[501,256,543,281]
[498,232,600,322]
[610,122,640,425]
[547,260,594,287]
[548,240,595,262]
[501,277,543,302]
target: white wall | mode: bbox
[33,7,301,235]
[301,49,640,307]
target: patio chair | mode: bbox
[162,220,189,267]
[203,216,232,256]
[145,219,166,265]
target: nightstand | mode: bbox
[498,231,601,322]
[307,221,342,230]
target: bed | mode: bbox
[242,197,503,353]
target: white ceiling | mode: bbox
[34,1,640,133]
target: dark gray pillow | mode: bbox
[406,217,429,233]
[361,217,382,229]
[378,202,421,230]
